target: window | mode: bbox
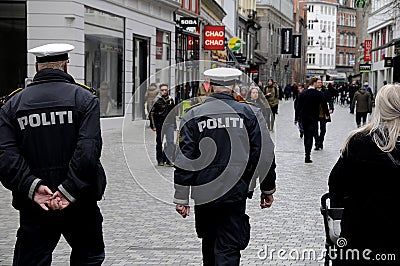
[190,0,198,13]
[308,37,314,46]
[346,34,350,46]
[308,53,316,65]
[340,34,344,45]
[156,29,171,84]
[339,53,344,65]
[85,7,124,117]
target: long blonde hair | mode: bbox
[343,84,400,153]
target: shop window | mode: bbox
[156,29,171,84]
[84,7,124,117]
[0,2,26,96]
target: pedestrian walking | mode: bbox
[198,76,214,103]
[362,81,373,100]
[314,83,334,150]
[294,84,305,138]
[265,78,279,131]
[149,83,176,166]
[247,87,269,123]
[294,77,330,163]
[348,81,359,113]
[351,85,372,127]
[174,67,276,266]
[328,84,400,265]
[144,82,159,117]
[0,43,106,265]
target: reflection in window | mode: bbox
[84,7,124,117]
[0,2,26,96]
[155,30,171,84]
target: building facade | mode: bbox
[336,0,357,82]
[368,0,396,92]
[1,0,180,121]
[256,0,295,86]
[305,0,337,80]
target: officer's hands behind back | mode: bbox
[34,185,70,211]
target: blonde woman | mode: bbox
[328,84,400,265]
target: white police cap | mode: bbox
[28,43,74,63]
[204,67,242,86]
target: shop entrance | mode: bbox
[132,35,149,120]
[0,1,26,96]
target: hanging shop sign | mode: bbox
[204,26,225,50]
[292,35,302,58]
[384,57,393,67]
[364,40,372,62]
[359,63,371,73]
[281,28,293,54]
[179,17,198,29]
[228,37,241,51]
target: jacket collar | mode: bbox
[208,92,236,101]
[32,68,75,84]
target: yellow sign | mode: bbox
[228,37,241,51]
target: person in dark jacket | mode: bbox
[351,86,372,127]
[348,81,359,113]
[314,83,334,150]
[174,67,276,266]
[0,43,106,265]
[328,84,400,265]
[150,83,176,166]
[295,77,330,163]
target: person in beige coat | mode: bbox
[144,83,159,116]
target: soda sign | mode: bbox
[204,26,225,50]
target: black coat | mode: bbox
[149,95,175,128]
[174,92,276,206]
[0,69,106,209]
[329,132,400,263]
[295,88,329,124]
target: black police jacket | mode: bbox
[174,92,276,206]
[0,69,106,210]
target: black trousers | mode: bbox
[13,201,104,266]
[155,122,175,164]
[355,112,368,127]
[314,119,327,147]
[194,201,250,266]
[303,121,318,157]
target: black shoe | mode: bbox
[305,157,313,163]
[300,132,303,138]
[166,162,174,167]
[319,144,323,150]
[314,146,320,151]
[158,162,164,166]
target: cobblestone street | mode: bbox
[0,100,359,265]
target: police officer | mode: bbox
[0,43,106,265]
[174,68,276,265]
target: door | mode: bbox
[132,36,149,120]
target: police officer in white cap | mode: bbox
[0,43,106,265]
[174,67,276,265]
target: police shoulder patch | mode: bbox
[1,88,24,106]
[75,82,96,95]
[242,100,255,106]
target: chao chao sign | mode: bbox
[204,26,225,51]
